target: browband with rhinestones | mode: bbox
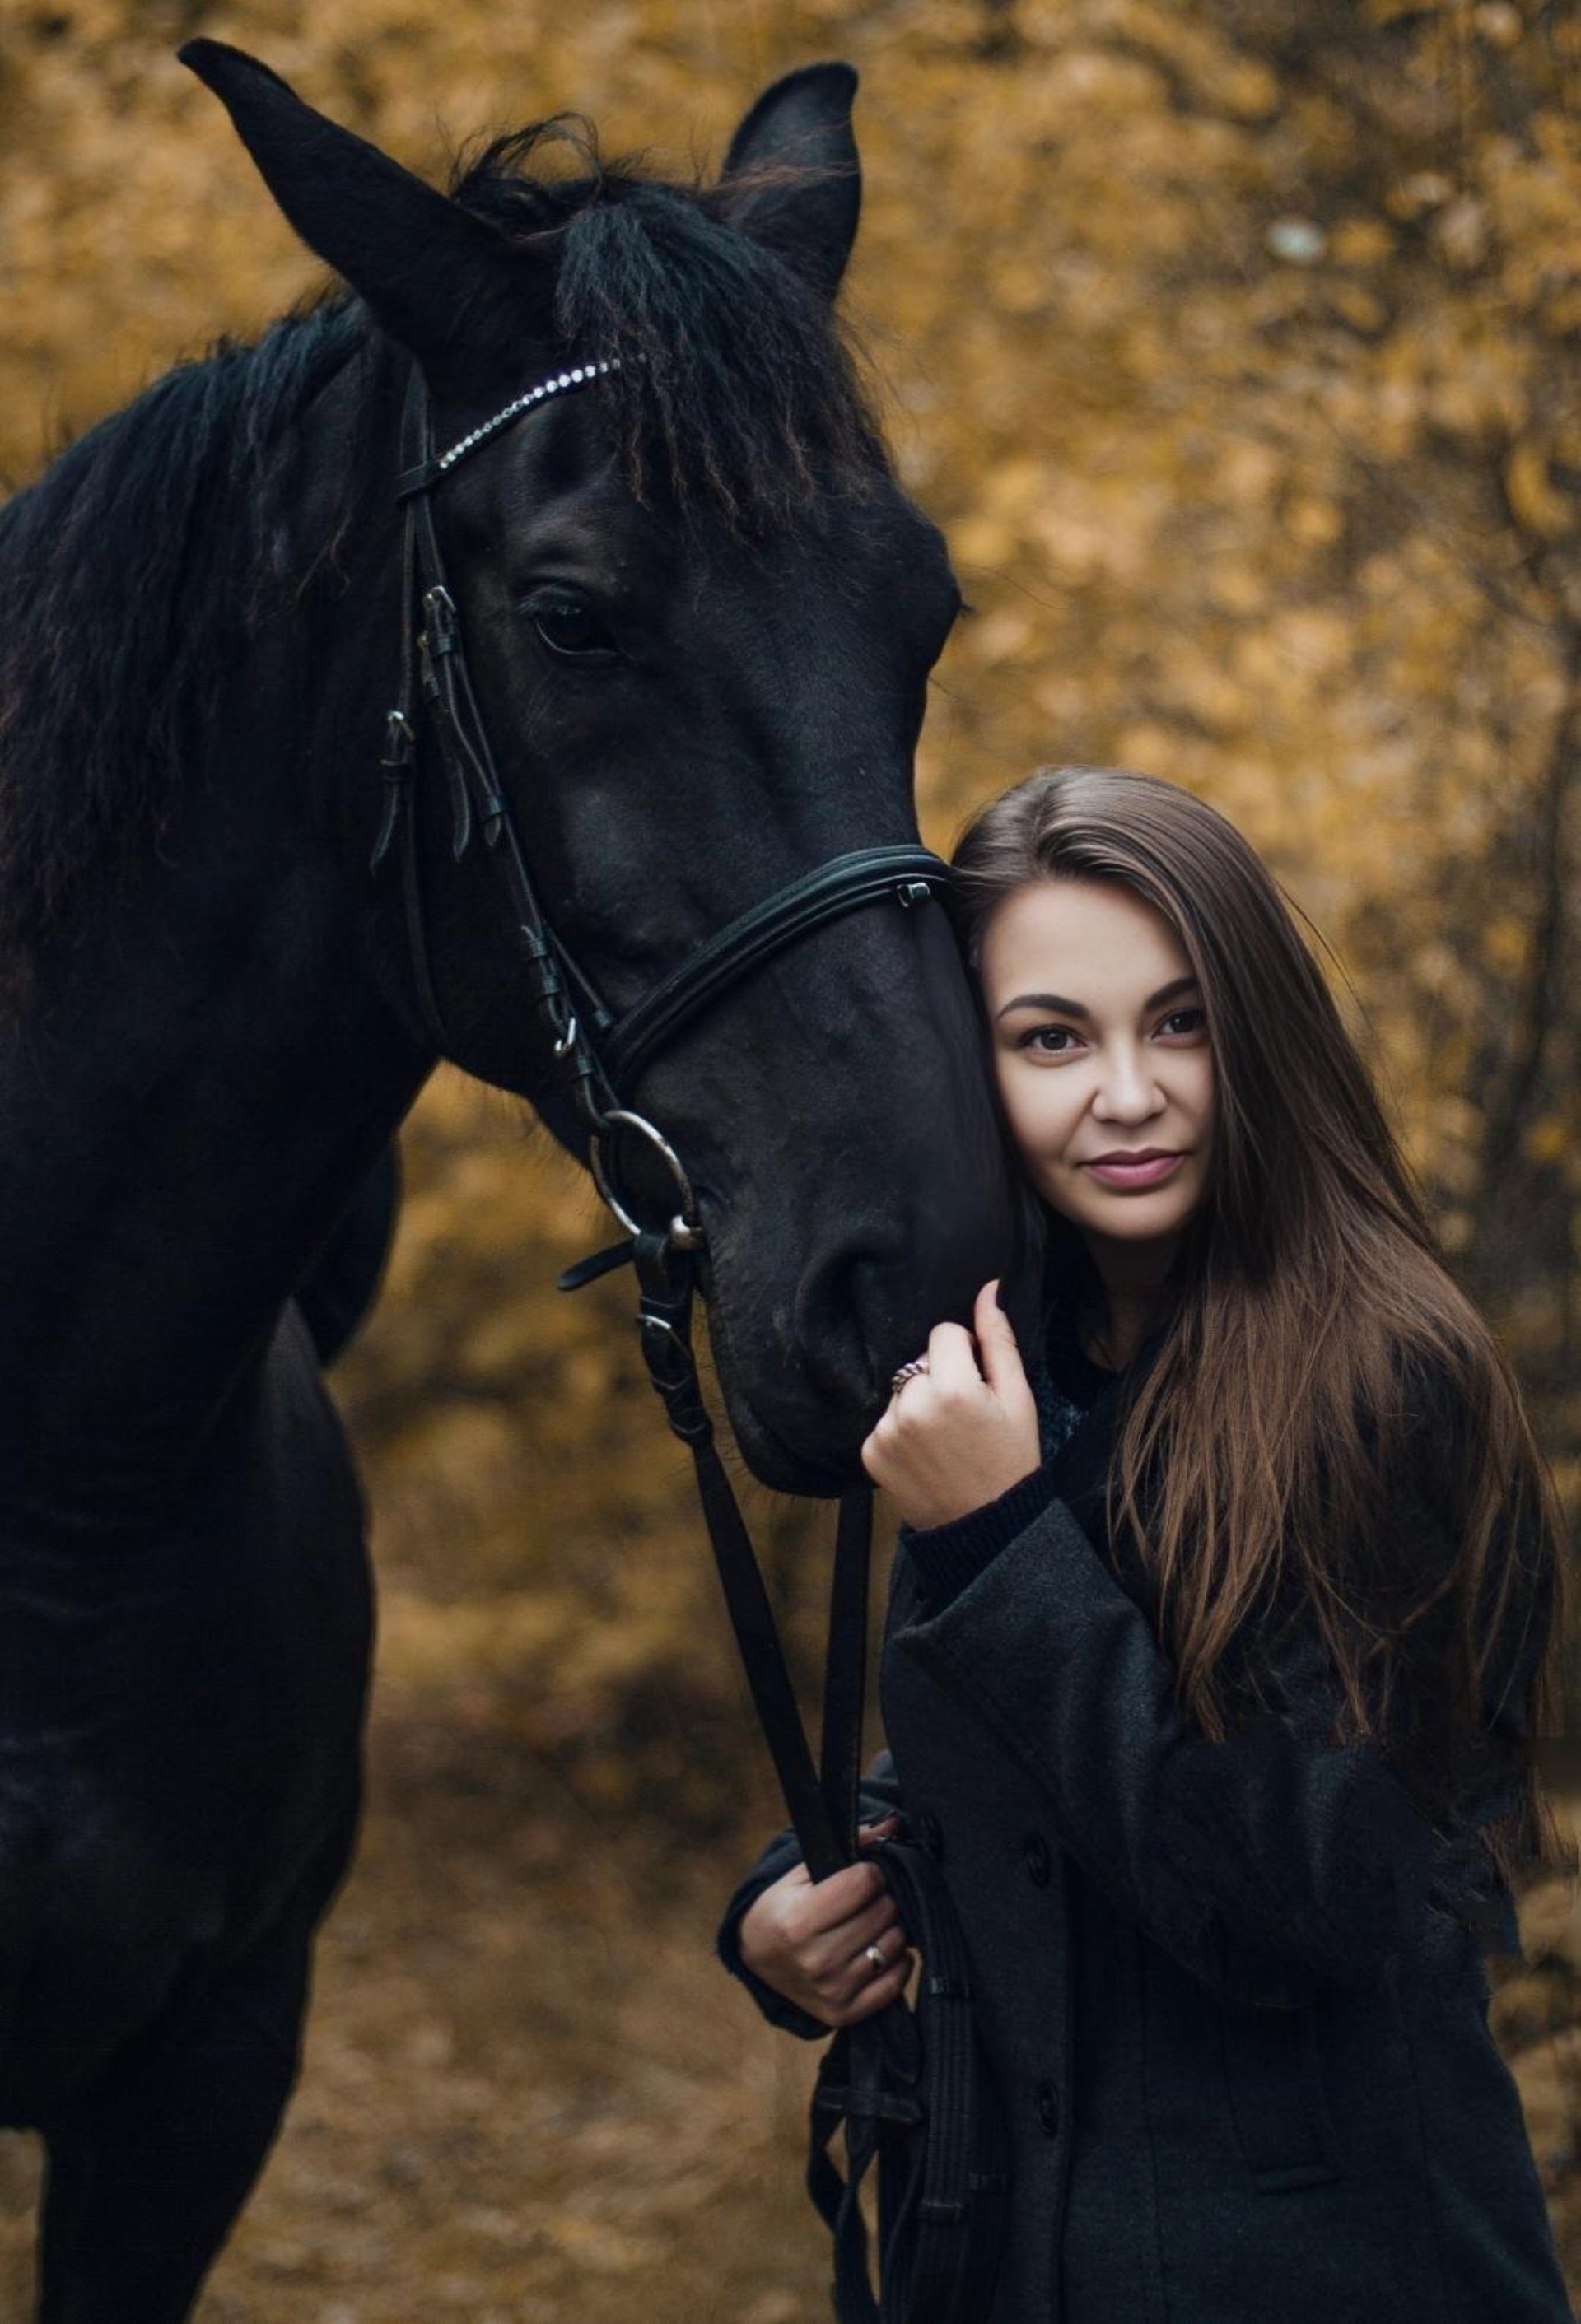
[395,357,623,501]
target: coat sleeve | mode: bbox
[891,1486,1509,2010]
[716,1749,906,2040]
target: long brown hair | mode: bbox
[951,764,1573,1896]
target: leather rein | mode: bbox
[371,355,954,1884]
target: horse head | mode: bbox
[182,42,1029,1494]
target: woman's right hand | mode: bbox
[738,1816,915,2028]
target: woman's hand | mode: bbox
[738,1818,914,2028]
[860,1279,1041,1530]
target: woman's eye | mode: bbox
[1019,1025,1082,1056]
[1158,1008,1206,1037]
[519,585,619,661]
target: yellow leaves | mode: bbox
[947,511,1019,569]
[978,454,1055,516]
[966,608,1034,665]
[1327,282,1391,334]
[1541,286,1581,334]
[1364,0,1451,22]
[1507,441,1574,538]
[990,254,1056,317]
[1525,1118,1569,1170]
[1202,561,1266,615]
[1473,2,1526,49]
[1331,217,1397,268]
[1433,195,1493,273]
[1482,914,1532,976]
[1437,1209,1474,1255]
[1215,57,1280,123]
[1285,496,1345,547]
[1388,170,1457,221]
[1218,435,1283,505]
[1411,940,1467,998]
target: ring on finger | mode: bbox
[862,1939,888,1977]
[888,1356,930,1398]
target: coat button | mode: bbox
[1022,1829,1052,1886]
[916,1813,944,1860]
[1035,2079,1061,2137]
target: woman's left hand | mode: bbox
[861,1280,1042,1530]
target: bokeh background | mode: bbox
[2,0,1579,2316]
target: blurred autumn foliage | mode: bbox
[2,2,1580,2317]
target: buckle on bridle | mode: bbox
[421,585,459,656]
[379,708,415,771]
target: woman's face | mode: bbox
[977,877,1215,1260]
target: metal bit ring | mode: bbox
[590,1107,703,1246]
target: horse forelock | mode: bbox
[450,119,889,535]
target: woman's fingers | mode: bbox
[737,1816,917,2026]
[786,1853,889,1934]
[824,1948,915,2028]
[792,1908,916,2026]
[923,1318,983,1392]
[973,1278,1034,1410]
[808,1888,901,1966]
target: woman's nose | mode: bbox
[1092,1047,1163,1121]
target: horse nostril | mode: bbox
[793,1246,908,1409]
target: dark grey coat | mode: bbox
[718,1316,1573,2323]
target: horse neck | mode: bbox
[0,356,431,1539]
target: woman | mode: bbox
[716,765,1576,2322]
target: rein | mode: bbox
[372,354,950,1889]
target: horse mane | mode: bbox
[0,297,375,962]
[0,120,886,962]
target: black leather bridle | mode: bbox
[373,356,954,1891]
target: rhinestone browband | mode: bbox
[396,357,623,501]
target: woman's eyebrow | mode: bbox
[994,973,1201,1023]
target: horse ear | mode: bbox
[719,63,861,300]
[178,40,549,397]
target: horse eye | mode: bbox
[520,584,619,661]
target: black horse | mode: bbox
[0,42,1019,2320]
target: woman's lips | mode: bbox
[1081,1152,1184,1189]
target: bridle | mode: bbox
[372,354,954,1885]
[374,352,995,2322]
